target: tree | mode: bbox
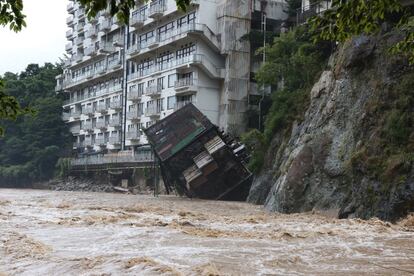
[309,0,414,63]
[0,63,71,186]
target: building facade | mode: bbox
[56,0,288,155]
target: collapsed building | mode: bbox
[144,104,252,200]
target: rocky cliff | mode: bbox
[248,31,414,221]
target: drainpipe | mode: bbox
[121,25,129,151]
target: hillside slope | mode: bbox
[248,31,414,221]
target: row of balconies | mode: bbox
[83,135,121,147]
[62,84,123,106]
[128,54,223,82]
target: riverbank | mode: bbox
[0,189,413,275]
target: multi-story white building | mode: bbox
[56,0,288,154]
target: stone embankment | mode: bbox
[46,177,114,193]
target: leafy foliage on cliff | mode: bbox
[242,27,331,173]
[309,0,414,63]
[0,64,71,186]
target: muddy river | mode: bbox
[0,189,413,275]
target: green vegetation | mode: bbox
[242,27,331,173]
[309,0,414,63]
[0,64,71,186]
[349,70,414,183]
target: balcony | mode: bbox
[66,16,74,26]
[108,84,122,93]
[66,29,74,39]
[73,142,84,149]
[95,65,107,75]
[145,85,162,97]
[174,100,194,111]
[67,2,74,13]
[71,110,82,119]
[109,136,122,147]
[127,88,143,102]
[84,45,97,57]
[126,44,141,57]
[98,17,111,31]
[108,59,122,70]
[148,1,166,18]
[109,118,122,128]
[74,54,84,63]
[112,36,124,47]
[126,109,142,121]
[142,35,160,49]
[84,139,93,147]
[83,122,94,132]
[62,113,70,122]
[96,121,108,130]
[110,100,123,111]
[65,43,73,52]
[86,25,98,38]
[145,106,160,117]
[99,42,115,54]
[82,106,94,116]
[76,23,85,33]
[174,78,197,94]
[130,12,145,28]
[126,130,141,141]
[75,8,85,19]
[97,103,108,114]
[95,137,107,147]
[75,36,84,46]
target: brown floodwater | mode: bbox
[0,188,413,275]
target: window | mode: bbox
[168,74,177,87]
[158,21,174,40]
[157,77,165,90]
[137,83,144,96]
[167,96,176,109]
[177,12,196,28]
[176,43,196,59]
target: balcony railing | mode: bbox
[99,42,115,53]
[75,36,84,46]
[65,43,73,52]
[110,100,123,110]
[127,88,143,101]
[95,137,107,146]
[96,121,107,129]
[67,2,74,13]
[108,59,122,70]
[141,35,160,49]
[86,25,98,38]
[71,150,154,167]
[83,122,93,131]
[149,1,166,18]
[145,85,162,97]
[84,45,97,56]
[97,103,108,113]
[74,54,84,63]
[127,54,223,82]
[98,17,111,31]
[76,23,85,32]
[84,139,93,147]
[145,106,161,117]
[82,106,94,116]
[296,0,331,25]
[75,8,85,19]
[62,113,70,121]
[174,78,197,93]
[71,110,82,118]
[66,16,74,25]
[109,136,121,145]
[126,130,141,140]
[130,12,146,27]
[126,44,141,57]
[126,109,142,121]
[109,118,122,128]
[66,29,74,39]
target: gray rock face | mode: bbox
[248,33,414,221]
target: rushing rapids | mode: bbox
[0,189,413,275]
